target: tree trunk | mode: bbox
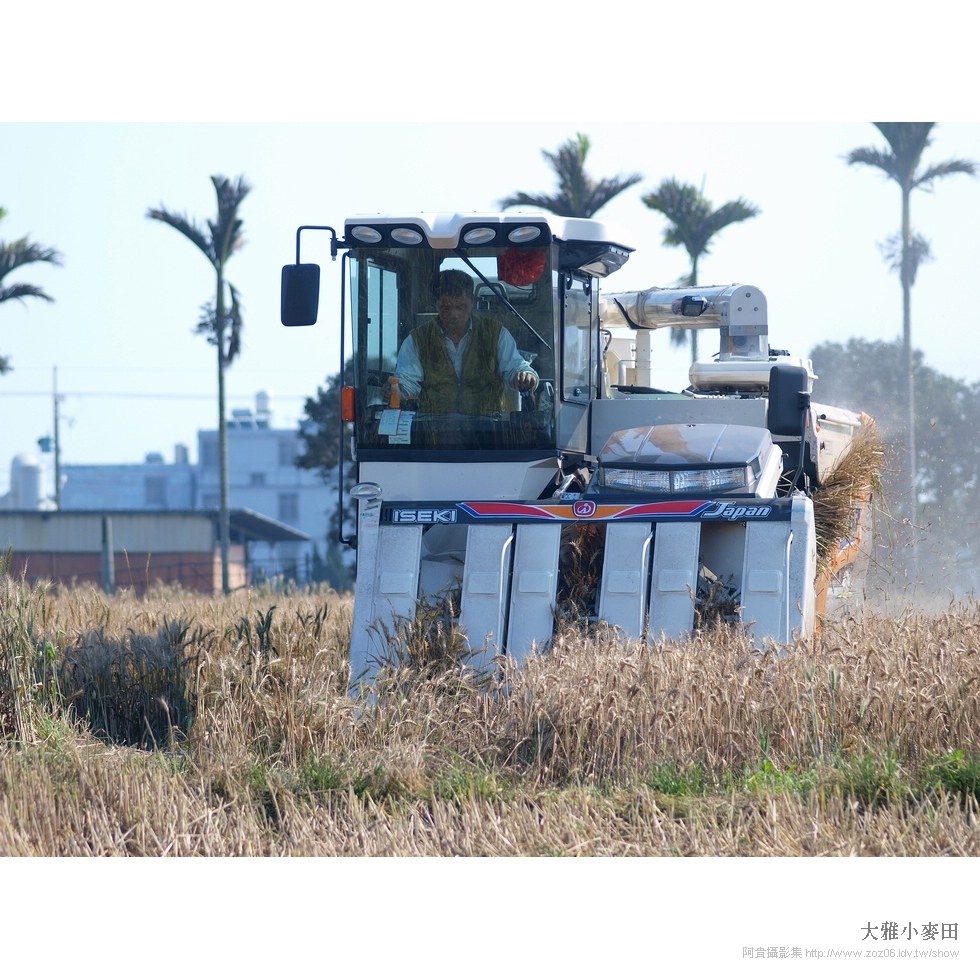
[690,257,700,362]
[217,270,230,595]
[901,185,918,578]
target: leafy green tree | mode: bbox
[641,179,760,361]
[500,133,642,218]
[295,369,346,480]
[147,175,251,594]
[295,363,356,591]
[810,337,980,588]
[0,206,63,374]
[846,123,975,530]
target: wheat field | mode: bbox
[1,575,978,859]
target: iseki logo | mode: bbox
[391,508,457,524]
[573,500,597,518]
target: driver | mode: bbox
[393,269,538,414]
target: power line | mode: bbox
[0,390,310,401]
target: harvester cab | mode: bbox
[282,212,871,690]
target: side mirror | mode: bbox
[281,263,321,326]
[767,363,811,437]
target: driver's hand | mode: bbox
[512,371,538,392]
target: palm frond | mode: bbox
[873,121,934,160]
[194,282,245,365]
[643,178,759,267]
[209,175,252,263]
[225,283,244,364]
[500,134,641,218]
[845,146,899,179]
[641,178,703,221]
[583,174,643,217]
[878,231,932,287]
[0,283,55,305]
[850,123,976,192]
[146,207,215,263]
[707,198,760,231]
[497,191,557,212]
[913,159,977,190]
[0,238,63,279]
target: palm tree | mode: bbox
[641,179,760,361]
[0,206,63,374]
[147,175,252,595]
[846,123,975,532]
[500,133,642,218]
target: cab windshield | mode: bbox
[349,244,557,455]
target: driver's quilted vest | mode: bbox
[413,318,505,415]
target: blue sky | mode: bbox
[3,119,977,497]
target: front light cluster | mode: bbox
[348,222,544,247]
[600,465,750,494]
[349,225,425,245]
[463,225,543,245]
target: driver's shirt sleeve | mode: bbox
[496,327,539,386]
[394,334,423,398]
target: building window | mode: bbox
[278,437,298,468]
[200,438,219,470]
[249,472,267,487]
[201,493,220,510]
[144,476,167,507]
[278,492,299,524]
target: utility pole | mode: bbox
[53,367,62,508]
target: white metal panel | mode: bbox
[459,524,513,672]
[740,496,816,645]
[598,523,652,637]
[648,522,700,641]
[375,522,423,628]
[358,459,558,502]
[740,521,791,643]
[788,495,817,638]
[349,501,422,689]
[505,524,562,665]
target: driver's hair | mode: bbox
[432,269,474,300]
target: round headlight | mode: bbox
[507,225,542,243]
[391,227,424,245]
[463,227,497,245]
[350,226,383,244]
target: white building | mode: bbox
[50,392,334,585]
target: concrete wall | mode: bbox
[0,512,245,594]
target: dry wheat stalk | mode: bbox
[811,417,885,569]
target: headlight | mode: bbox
[671,466,749,493]
[601,468,672,492]
[599,465,750,494]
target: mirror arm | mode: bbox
[295,225,341,264]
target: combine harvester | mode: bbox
[281,212,873,688]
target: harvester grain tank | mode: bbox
[281,212,873,689]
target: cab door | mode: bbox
[556,271,599,455]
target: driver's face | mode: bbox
[437,293,473,333]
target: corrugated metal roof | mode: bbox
[223,508,310,543]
